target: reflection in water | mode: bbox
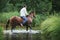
[5,33,9,40]
[11,33,32,40]
[4,30,41,40]
[26,33,32,40]
[11,33,19,40]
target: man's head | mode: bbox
[23,5,27,8]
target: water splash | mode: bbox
[3,29,40,35]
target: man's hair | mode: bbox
[23,5,27,7]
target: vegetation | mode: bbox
[0,11,19,23]
[41,16,60,40]
[0,0,52,13]
[0,26,4,40]
[0,0,60,40]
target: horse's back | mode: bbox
[10,16,23,24]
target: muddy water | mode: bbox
[4,30,41,40]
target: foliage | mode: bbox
[0,0,60,14]
[32,14,41,27]
[0,0,8,12]
[0,11,19,23]
[0,0,52,14]
[52,0,60,12]
[41,16,60,40]
[0,26,4,40]
[2,4,14,12]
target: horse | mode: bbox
[6,11,35,31]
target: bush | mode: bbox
[41,16,60,40]
[32,14,41,27]
[2,4,14,12]
[0,27,4,40]
[0,11,19,23]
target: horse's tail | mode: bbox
[6,19,10,30]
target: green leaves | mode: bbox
[0,0,52,14]
[41,16,60,40]
[0,0,8,12]
[0,27,4,40]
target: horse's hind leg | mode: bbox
[11,26,16,32]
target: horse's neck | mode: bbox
[28,15,33,18]
[26,15,34,23]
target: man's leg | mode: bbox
[22,16,28,24]
[20,16,28,26]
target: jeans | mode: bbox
[21,16,28,24]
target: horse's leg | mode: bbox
[30,26,32,30]
[11,25,16,32]
[29,24,32,31]
[11,26,14,32]
[26,26,28,31]
[6,19,10,30]
[29,26,32,31]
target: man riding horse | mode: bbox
[6,5,35,31]
[20,5,28,26]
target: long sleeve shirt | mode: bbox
[20,7,28,16]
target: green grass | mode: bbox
[41,16,60,40]
[0,11,19,23]
[0,26,4,40]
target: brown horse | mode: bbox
[6,11,35,31]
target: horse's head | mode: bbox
[26,11,36,24]
[29,11,35,18]
[25,11,36,31]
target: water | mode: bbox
[3,30,41,40]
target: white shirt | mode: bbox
[20,7,28,16]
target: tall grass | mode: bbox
[41,16,60,40]
[0,11,19,23]
[0,26,4,40]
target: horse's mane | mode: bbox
[26,15,29,17]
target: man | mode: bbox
[20,5,28,26]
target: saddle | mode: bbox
[20,15,29,19]
[21,17,24,19]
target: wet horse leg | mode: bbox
[11,25,16,32]
[26,26,28,31]
[29,26,32,31]
[26,26,32,31]
[29,24,32,31]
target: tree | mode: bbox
[0,0,8,12]
[9,0,52,14]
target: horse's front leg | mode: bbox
[11,25,16,32]
[29,26,32,31]
[26,26,28,31]
[28,24,32,32]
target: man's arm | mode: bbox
[25,8,28,15]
